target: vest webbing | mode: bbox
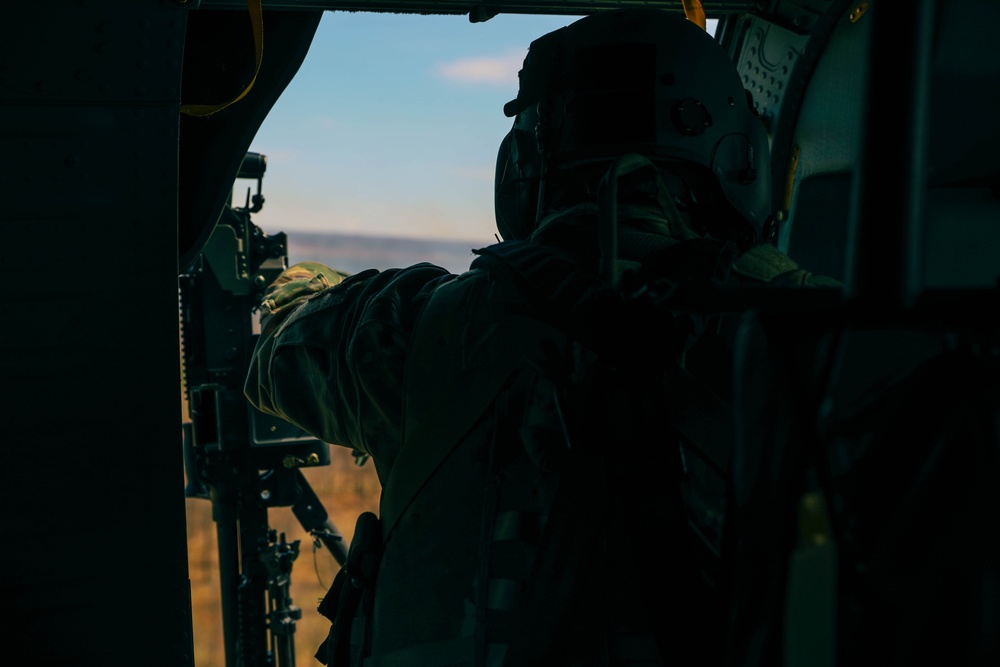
[382,239,736,541]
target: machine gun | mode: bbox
[180,152,351,667]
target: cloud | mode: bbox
[435,48,526,87]
[314,115,339,131]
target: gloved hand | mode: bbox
[732,243,842,288]
[261,261,350,318]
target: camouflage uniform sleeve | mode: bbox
[245,261,453,480]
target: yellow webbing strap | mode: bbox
[681,0,707,30]
[180,0,263,117]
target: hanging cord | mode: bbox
[180,0,263,117]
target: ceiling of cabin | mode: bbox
[196,0,761,18]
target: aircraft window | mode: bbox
[244,11,579,260]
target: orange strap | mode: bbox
[681,0,707,30]
[180,0,263,117]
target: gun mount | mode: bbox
[180,152,349,667]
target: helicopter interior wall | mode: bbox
[924,187,1000,289]
[921,0,1000,290]
[924,0,1000,191]
[781,178,1000,290]
[785,172,851,283]
[779,0,1000,291]
[1,2,196,665]
[774,6,867,280]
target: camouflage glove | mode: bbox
[732,243,841,288]
[261,261,350,319]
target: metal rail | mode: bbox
[195,0,756,18]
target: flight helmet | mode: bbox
[494,8,772,248]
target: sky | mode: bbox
[241,10,583,246]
